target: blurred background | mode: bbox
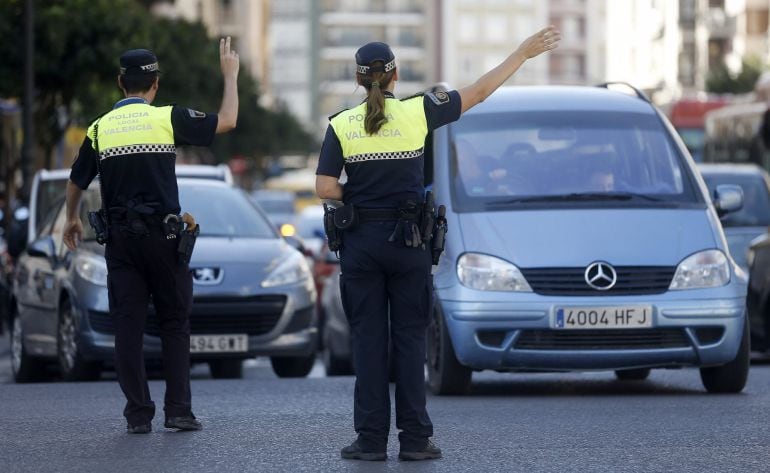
[3,0,770,199]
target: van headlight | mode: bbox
[669,250,730,290]
[261,251,311,288]
[74,254,108,286]
[457,253,532,292]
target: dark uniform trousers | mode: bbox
[340,220,434,452]
[105,223,193,425]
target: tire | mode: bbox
[10,310,49,383]
[271,355,315,378]
[323,348,353,376]
[426,304,471,395]
[208,359,244,379]
[57,298,101,382]
[700,315,750,394]
[614,368,651,381]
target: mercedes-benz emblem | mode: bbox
[584,262,617,291]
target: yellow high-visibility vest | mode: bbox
[330,96,427,164]
[87,103,175,159]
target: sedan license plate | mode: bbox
[555,306,652,330]
[190,334,248,353]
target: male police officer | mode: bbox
[63,38,239,434]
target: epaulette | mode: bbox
[86,110,109,126]
[328,108,349,121]
[400,92,425,102]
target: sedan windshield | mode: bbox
[449,111,700,211]
[702,173,770,227]
[179,184,277,238]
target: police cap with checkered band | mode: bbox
[119,49,160,76]
[355,42,396,75]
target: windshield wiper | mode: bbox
[486,192,665,206]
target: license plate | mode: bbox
[554,306,653,329]
[190,334,248,353]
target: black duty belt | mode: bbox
[357,208,400,222]
[108,213,165,225]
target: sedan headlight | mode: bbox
[74,254,108,286]
[457,253,532,292]
[261,251,312,288]
[669,249,730,290]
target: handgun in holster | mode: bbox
[420,191,436,249]
[177,212,199,265]
[323,203,344,252]
[87,209,109,245]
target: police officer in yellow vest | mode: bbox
[317,28,560,461]
[63,39,240,434]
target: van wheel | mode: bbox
[208,359,244,379]
[10,310,48,383]
[271,355,315,378]
[614,368,650,381]
[58,298,101,381]
[426,304,471,395]
[700,315,750,393]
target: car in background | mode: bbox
[293,205,326,258]
[10,179,317,382]
[250,189,297,234]
[747,233,770,351]
[22,165,235,250]
[320,266,353,375]
[698,163,770,272]
[425,84,749,394]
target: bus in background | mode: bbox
[703,101,770,171]
[669,97,729,162]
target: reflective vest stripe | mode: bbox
[330,96,427,161]
[346,147,424,164]
[98,143,176,160]
[87,103,175,156]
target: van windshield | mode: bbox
[448,111,702,212]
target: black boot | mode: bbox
[399,439,442,461]
[164,415,202,431]
[340,439,387,461]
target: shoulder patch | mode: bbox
[187,108,206,119]
[426,91,450,106]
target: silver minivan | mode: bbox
[427,85,749,394]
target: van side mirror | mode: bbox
[714,184,743,217]
[27,235,56,260]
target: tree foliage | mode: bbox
[706,56,765,94]
[0,0,314,167]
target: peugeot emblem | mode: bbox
[192,267,224,286]
[584,262,617,291]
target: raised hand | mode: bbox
[220,36,240,79]
[517,26,561,59]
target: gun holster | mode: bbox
[178,223,199,265]
[323,203,344,252]
[87,210,109,245]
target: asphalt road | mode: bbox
[1,333,770,473]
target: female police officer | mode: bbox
[316,26,560,461]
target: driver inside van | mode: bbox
[455,139,508,195]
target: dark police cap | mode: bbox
[355,42,396,75]
[119,49,160,75]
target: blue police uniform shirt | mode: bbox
[316,90,462,208]
[70,98,218,214]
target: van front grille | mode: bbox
[520,266,676,296]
